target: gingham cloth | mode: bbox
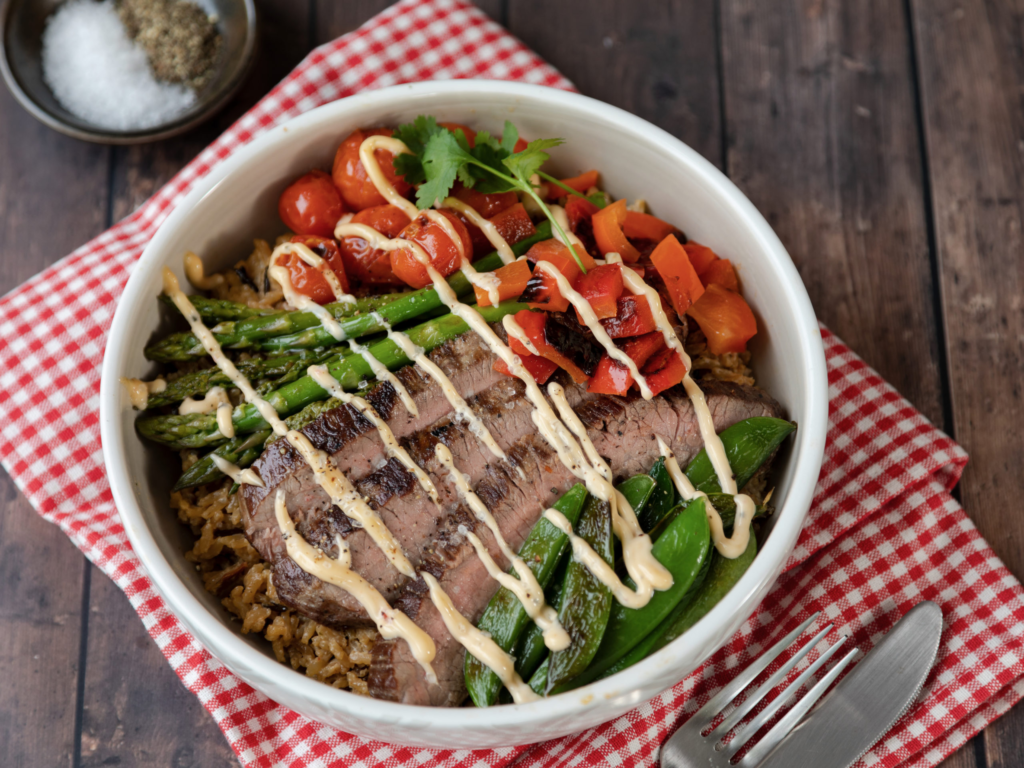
[0,1,1021,766]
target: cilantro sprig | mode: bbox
[392,116,589,272]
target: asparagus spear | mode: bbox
[158,293,281,322]
[144,349,336,410]
[144,223,552,362]
[137,301,530,450]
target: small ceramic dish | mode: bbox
[100,80,828,748]
[0,0,256,144]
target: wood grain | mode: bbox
[718,0,947,429]
[909,0,1024,763]
[507,0,722,168]
[0,68,110,768]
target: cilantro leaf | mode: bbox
[393,116,446,184]
[502,138,564,185]
[501,121,519,153]
[418,130,475,208]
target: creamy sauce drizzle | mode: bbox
[435,444,569,651]
[184,251,224,291]
[268,242,354,341]
[309,365,441,506]
[119,377,166,410]
[421,572,539,703]
[441,196,516,264]
[346,337,419,418]
[178,385,235,438]
[212,454,264,487]
[275,490,437,682]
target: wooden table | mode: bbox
[1,1,1020,765]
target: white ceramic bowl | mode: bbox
[100,80,828,748]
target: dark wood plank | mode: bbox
[0,63,110,768]
[79,566,239,767]
[719,0,947,428]
[507,0,722,168]
[910,0,1024,763]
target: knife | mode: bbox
[760,601,943,768]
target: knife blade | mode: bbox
[760,601,943,768]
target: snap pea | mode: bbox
[511,474,657,697]
[646,493,763,543]
[544,494,615,693]
[686,417,796,495]
[465,484,588,707]
[550,498,712,694]
[638,457,675,533]
[601,534,757,679]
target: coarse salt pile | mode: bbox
[41,0,196,132]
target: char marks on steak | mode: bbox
[369,378,783,706]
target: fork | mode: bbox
[661,612,857,768]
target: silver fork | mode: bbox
[661,612,857,768]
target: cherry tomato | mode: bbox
[331,127,412,211]
[278,170,346,238]
[338,205,412,285]
[439,122,477,147]
[390,210,473,289]
[281,235,350,304]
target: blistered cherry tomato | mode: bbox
[390,210,473,289]
[282,235,350,304]
[338,205,412,285]
[331,128,412,211]
[278,170,346,238]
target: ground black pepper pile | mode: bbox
[118,0,221,90]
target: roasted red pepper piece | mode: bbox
[587,331,667,395]
[519,239,595,313]
[651,234,705,316]
[473,259,533,307]
[644,350,687,396]
[622,211,676,243]
[493,353,559,384]
[489,203,537,249]
[565,196,600,233]
[683,241,719,276]
[687,283,758,354]
[592,199,641,262]
[701,258,739,292]
[546,170,599,200]
[573,263,624,321]
[508,309,589,383]
[600,294,658,338]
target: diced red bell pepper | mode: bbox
[701,258,739,292]
[453,184,517,218]
[642,344,675,374]
[508,310,589,383]
[493,352,559,384]
[565,195,600,233]
[573,263,624,321]
[587,331,667,395]
[488,203,537,249]
[623,211,676,243]
[473,259,532,307]
[687,283,758,355]
[520,239,595,313]
[651,234,705,317]
[645,350,687,396]
[546,170,600,200]
[592,199,641,262]
[600,294,658,338]
[683,241,719,276]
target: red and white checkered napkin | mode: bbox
[0,1,1022,766]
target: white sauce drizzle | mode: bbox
[441,196,516,264]
[178,385,229,415]
[501,315,542,356]
[119,377,166,410]
[268,242,353,341]
[212,454,264,487]
[421,572,539,703]
[161,268,415,579]
[309,365,441,506]
[183,251,223,290]
[435,444,569,651]
[347,337,419,418]
[275,490,437,682]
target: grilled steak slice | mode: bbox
[240,329,504,561]
[270,376,597,627]
[368,380,783,706]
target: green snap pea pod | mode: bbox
[550,498,712,694]
[465,484,588,708]
[528,655,550,695]
[544,494,615,693]
[685,417,796,496]
[512,475,657,696]
[145,224,551,362]
[638,457,675,533]
[137,301,529,451]
[601,535,757,679]
[646,493,764,543]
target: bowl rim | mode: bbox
[100,79,828,734]
[0,0,258,145]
